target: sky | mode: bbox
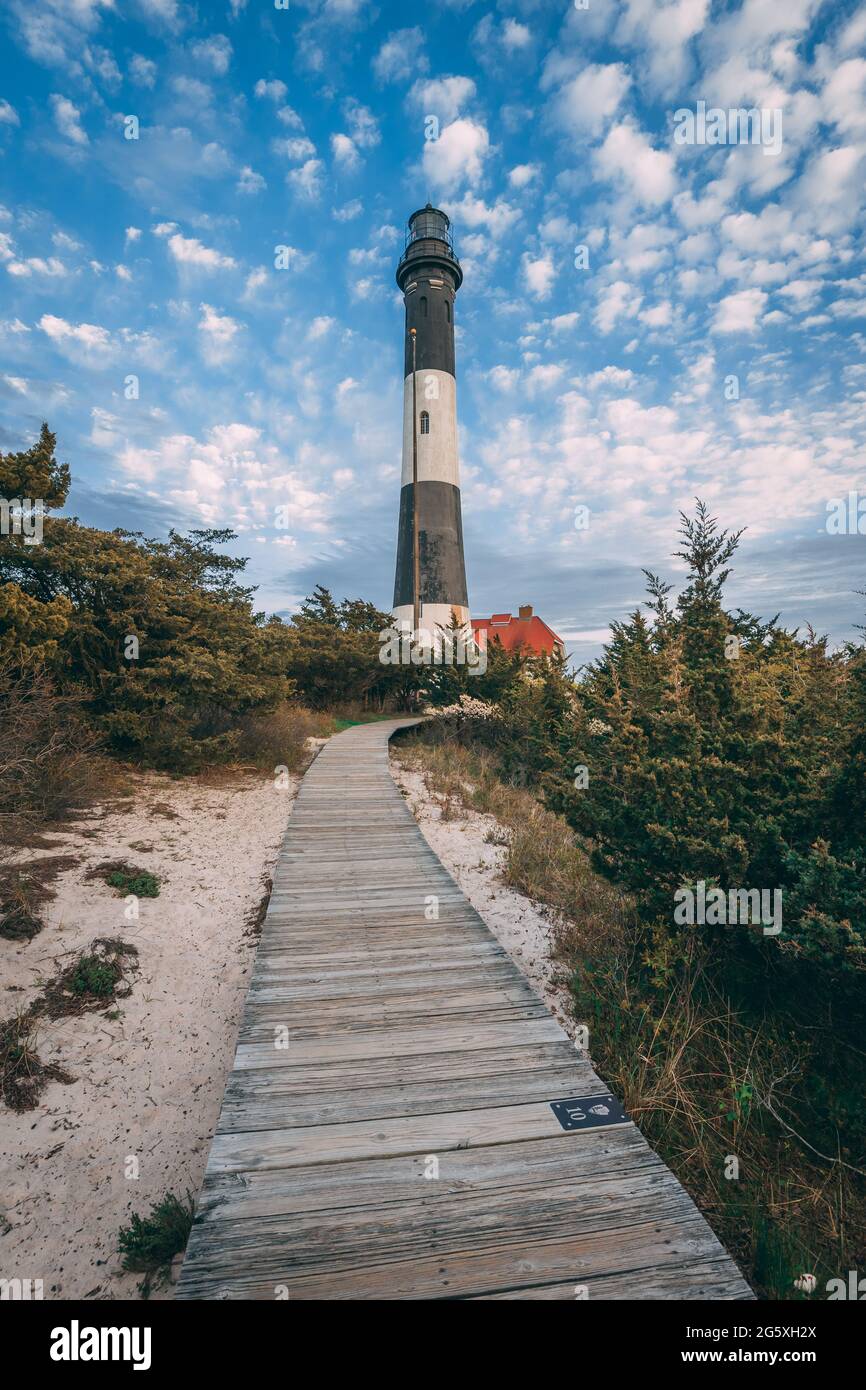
[0,0,864,667]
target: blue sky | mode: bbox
[0,0,864,665]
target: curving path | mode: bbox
[176,719,752,1300]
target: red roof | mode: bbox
[471,606,564,656]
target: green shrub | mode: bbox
[117,1192,195,1298]
[70,955,118,997]
[105,868,160,898]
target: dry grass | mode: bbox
[0,664,117,848]
[0,853,82,941]
[234,702,335,773]
[0,1009,75,1112]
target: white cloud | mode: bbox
[586,365,636,389]
[539,214,578,244]
[442,193,520,239]
[198,303,242,364]
[287,158,324,200]
[551,63,631,136]
[7,256,66,277]
[237,165,266,194]
[276,105,304,131]
[137,0,181,24]
[159,229,236,271]
[255,78,288,102]
[331,132,360,169]
[508,163,540,189]
[0,100,20,126]
[639,300,673,327]
[423,118,490,193]
[349,277,381,302]
[522,251,555,300]
[712,288,768,333]
[339,100,380,154]
[821,59,866,137]
[548,312,580,334]
[38,313,110,353]
[9,0,116,72]
[333,199,363,221]
[795,145,865,232]
[615,0,710,92]
[129,54,157,87]
[125,226,142,244]
[595,121,676,205]
[50,94,87,145]
[243,267,268,296]
[487,365,520,393]
[308,316,336,340]
[838,6,866,55]
[526,363,564,392]
[777,278,822,310]
[171,75,213,106]
[373,27,428,83]
[192,35,232,75]
[595,280,643,333]
[273,135,317,161]
[472,13,532,67]
[502,19,532,50]
[407,76,476,124]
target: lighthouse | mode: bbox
[393,204,469,635]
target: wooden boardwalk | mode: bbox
[177,719,752,1300]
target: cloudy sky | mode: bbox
[0,0,864,664]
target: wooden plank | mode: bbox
[216,1065,597,1134]
[232,1017,567,1068]
[178,1213,745,1301]
[176,718,752,1301]
[190,1129,659,1223]
[206,1098,629,1172]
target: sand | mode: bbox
[391,759,577,1040]
[0,768,296,1300]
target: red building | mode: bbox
[471,605,565,657]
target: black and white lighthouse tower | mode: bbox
[393,205,469,633]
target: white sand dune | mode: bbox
[0,769,296,1300]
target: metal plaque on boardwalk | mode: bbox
[550,1093,629,1132]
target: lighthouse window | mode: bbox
[420,296,428,317]
[420,411,430,435]
[445,300,451,323]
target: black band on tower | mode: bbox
[393,481,469,609]
[402,280,456,378]
[396,205,462,379]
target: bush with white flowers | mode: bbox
[426,693,498,723]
